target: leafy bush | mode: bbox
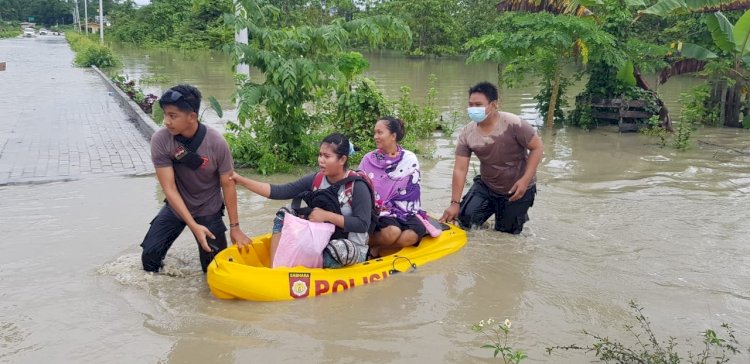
[641,115,669,147]
[65,32,120,68]
[391,75,440,156]
[225,74,442,174]
[336,77,393,153]
[680,85,720,127]
[225,105,313,174]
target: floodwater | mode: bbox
[108,44,703,128]
[1,46,749,363]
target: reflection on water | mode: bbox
[2,126,748,362]
[111,46,703,130]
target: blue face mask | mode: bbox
[467,106,488,123]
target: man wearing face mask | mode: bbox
[439,81,543,234]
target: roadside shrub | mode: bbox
[65,32,119,68]
[0,21,21,39]
[111,75,158,114]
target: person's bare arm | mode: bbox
[230,172,271,197]
[221,172,251,252]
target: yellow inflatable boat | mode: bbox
[207,223,467,301]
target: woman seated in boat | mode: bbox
[231,133,373,268]
[359,116,430,257]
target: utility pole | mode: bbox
[234,2,249,79]
[99,0,104,43]
[84,0,88,34]
[73,0,82,32]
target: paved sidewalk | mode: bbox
[0,36,153,185]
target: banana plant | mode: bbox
[651,10,750,127]
[495,0,599,16]
[640,0,750,16]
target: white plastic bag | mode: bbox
[273,213,335,268]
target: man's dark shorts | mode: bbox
[457,175,536,234]
[375,214,428,241]
[140,205,227,273]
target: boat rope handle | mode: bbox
[389,256,417,274]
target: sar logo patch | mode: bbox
[289,272,310,299]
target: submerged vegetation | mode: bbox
[473,302,748,363]
[546,301,747,363]
[221,0,446,174]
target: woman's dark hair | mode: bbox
[320,133,351,168]
[159,84,201,114]
[377,116,405,142]
[468,81,499,102]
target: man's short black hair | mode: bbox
[468,81,499,102]
[159,84,201,114]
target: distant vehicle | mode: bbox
[22,28,35,37]
[39,29,48,35]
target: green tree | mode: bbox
[108,0,233,49]
[0,0,73,25]
[369,0,466,56]
[467,12,620,127]
[495,0,672,129]
[225,0,411,172]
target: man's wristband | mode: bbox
[450,200,460,205]
[229,222,240,228]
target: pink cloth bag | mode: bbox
[273,213,335,268]
[416,214,442,238]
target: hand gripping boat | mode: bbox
[207,223,467,301]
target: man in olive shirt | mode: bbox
[439,82,543,234]
[141,84,250,272]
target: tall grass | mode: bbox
[0,21,21,39]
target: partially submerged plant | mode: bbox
[472,318,528,363]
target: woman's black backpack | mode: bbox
[292,172,379,239]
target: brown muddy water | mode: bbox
[2,128,749,363]
[108,45,703,128]
[1,46,749,363]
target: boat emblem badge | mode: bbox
[289,272,311,299]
